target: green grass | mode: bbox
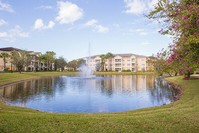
[0,72,198,133]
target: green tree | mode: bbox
[67,60,78,71]
[44,51,56,71]
[55,57,67,71]
[0,52,10,71]
[38,54,47,71]
[11,51,31,73]
[67,59,86,71]
[100,52,113,71]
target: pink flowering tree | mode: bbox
[148,0,199,79]
[150,47,179,76]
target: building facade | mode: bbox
[0,47,21,71]
[0,47,53,71]
[83,53,149,72]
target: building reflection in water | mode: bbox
[0,75,176,113]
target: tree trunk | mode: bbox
[184,70,191,79]
[3,57,6,70]
[175,72,178,76]
[11,63,13,73]
[187,71,191,79]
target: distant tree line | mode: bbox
[66,52,113,72]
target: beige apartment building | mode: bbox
[0,47,20,71]
[0,47,45,71]
[83,53,149,72]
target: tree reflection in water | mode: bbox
[0,75,176,113]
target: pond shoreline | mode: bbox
[167,80,183,101]
[0,73,179,113]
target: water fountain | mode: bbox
[79,63,94,78]
[78,43,95,78]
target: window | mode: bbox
[115,59,121,62]
[132,58,135,62]
[95,60,100,63]
[115,63,121,67]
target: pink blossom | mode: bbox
[183,16,188,20]
[172,23,180,29]
[179,69,183,75]
[172,49,177,53]
[186,68,191,71]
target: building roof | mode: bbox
[113,53,137,57]
[0,47,41,55]
[80,53,148,60]
[0,47,22,51]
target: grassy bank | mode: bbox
[0,72,78,86]
[0,72,198,132]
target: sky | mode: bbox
[0,0,172,61]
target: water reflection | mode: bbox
[0,75,176,113]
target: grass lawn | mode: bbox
[0,72,198,133]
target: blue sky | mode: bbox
[0,0,171,61]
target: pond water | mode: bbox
[0,75,176,113]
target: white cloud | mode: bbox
[139,32,148,36]
[141,42,150,45]
[56,1,83,24]
[129,28,148,36]
[148,0,159,10]
[0,32,7,37]
[37,5,53,10]
[0,1,14,13]
[33,19,55,30]
[124,0,158,15]
[0,25,29,42]
[0,19,7,26]
[84,19,98,27]
[95,25,109,33]
[48,21,55,29]
[113,24,120,29]
[83,19,109,33]
[124,0,145,15]
[34,19,44,30]
[135,29,145,32]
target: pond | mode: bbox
[0,75,176,113]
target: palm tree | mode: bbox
[45,51,56,71]
[11,50,31,73]
[0,52,10,71]
[100,54,106,71]
[100,52,113,71]
[38,54,47,71]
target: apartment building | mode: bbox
[0,47,20,71]
[0,47,45,71]
[83,53,148,72]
